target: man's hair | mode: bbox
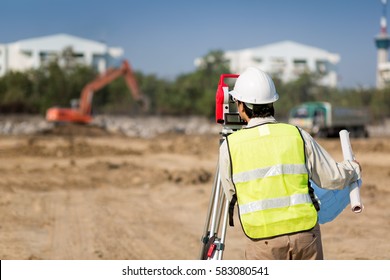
[238,101,275,118]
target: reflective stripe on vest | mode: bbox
[227,123,317,239]
[239,193,313,214]
[233,163,307,184]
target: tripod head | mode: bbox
[215,74,247,137]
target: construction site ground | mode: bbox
[0,117,389,260]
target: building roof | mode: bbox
[228,40,340,64]
[9,33,122,57]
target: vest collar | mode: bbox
[246,117,277,128]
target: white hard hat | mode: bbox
[229,67,279,104]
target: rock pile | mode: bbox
[0,115,54,135]
[0,115,221,138]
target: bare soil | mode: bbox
[0,123,389,260]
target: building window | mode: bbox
[252,56,262,64]
[270,57,286,76]
[21,50,33,57]
[316,60,328,74]
[73,53,85,64]
[380,68,390,83]
[40,51,58,65]
[293,59,307,74]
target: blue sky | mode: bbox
[0,0,385,88]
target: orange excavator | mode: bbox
[45,60,147,124]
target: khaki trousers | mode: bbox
[244,223,324,260]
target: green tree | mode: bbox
[1,47,389,124]
[0,71,35,113]
[167,49,231,116]
[138,73,172,114]
[370,87,390,121]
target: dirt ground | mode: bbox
[0,122,389,260]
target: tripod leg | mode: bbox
[208,169,222,240]
[214,181,226,234]
[198,163,220,259]
[205,193,229,260]
[199,162,231,260]
[215,197,230,260]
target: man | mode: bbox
[219,67,362,260]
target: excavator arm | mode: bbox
[79,60,144,115]
[46,60,146,124]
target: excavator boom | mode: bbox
[46,60,144,124]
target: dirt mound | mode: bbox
[40,123,114,137]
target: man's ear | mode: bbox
[237,102,249,122]
[238,102,245,115]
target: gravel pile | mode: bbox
[0,115,54,135]
[93,115,221,138]
[0,115,221,137]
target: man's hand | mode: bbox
[353,160,362,172]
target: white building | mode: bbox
[374,0,390,89]
[0,33,124,77]
[218,40,340,87]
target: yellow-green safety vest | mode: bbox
[227,123,317,239]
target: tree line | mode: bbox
[0,49,389,123]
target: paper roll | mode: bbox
[339,130,363,213]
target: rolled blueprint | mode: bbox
[339,130,363,213]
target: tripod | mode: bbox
[198,127,239,260]
[199,73,244,260]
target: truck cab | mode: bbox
[289,102,330,136]
[288,102,369,138]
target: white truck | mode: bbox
[288,101,369,138]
